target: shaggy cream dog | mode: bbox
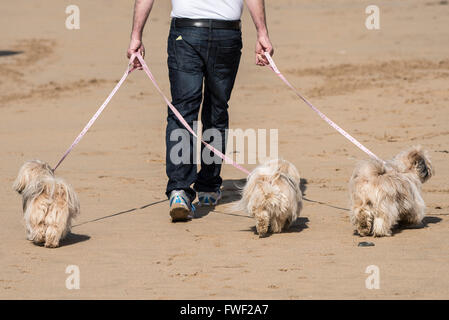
[238,159,303,237]
[349,146,433,237]
[13,160,80,248]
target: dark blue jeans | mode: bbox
[165,19,242,201]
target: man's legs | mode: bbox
[193,29,243,194]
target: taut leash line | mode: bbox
[264,52,384,164]
[53,59,136,171]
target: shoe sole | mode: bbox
[170,204,191,222]
[199,201,217,206]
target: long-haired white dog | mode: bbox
[13,160,80,247]
[237,159,303,237]
[349,146,433,237]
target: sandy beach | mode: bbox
[1,0,448,299]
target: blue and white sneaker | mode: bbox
[169,190,195,221]
[198,190,222,206]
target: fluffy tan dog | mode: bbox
[237,159,303,237]
[349,146,433,237]
[13,160,80,248]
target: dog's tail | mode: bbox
[230,196,246,214]
[353,158,386,180]
[54,177,80,220]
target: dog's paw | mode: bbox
[44,240,60,248]
[29,229,46,244]
[356,228,372,237]
[44,233,61,248]
[372,230,392,237]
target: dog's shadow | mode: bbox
[59,233,91,247]
[31,233,91,248]
[392,216,443,235]
[245,217,310,238]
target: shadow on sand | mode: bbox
[391,216,443,235]
[59,233,91,247]
[242,217,310,238]
[194,178,246,219]
[0,50,23,57]
[73,199,168,227]
[31,233,91,248]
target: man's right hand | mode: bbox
[127,38,145,69]
[255,33,274,66]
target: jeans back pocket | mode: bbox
[214,44,242,80]
[168,33,203,73]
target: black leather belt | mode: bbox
[174,18,241,30]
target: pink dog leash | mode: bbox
[264,52,385,164]
[52,57,137,171]
[55,52,376,175]
[53,53,250,175]
[133,53,251,175]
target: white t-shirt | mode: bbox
[171,0,244,21]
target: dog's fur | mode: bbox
[237,159,303,237]
[13,160,80,247]
[349,146,433,237]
